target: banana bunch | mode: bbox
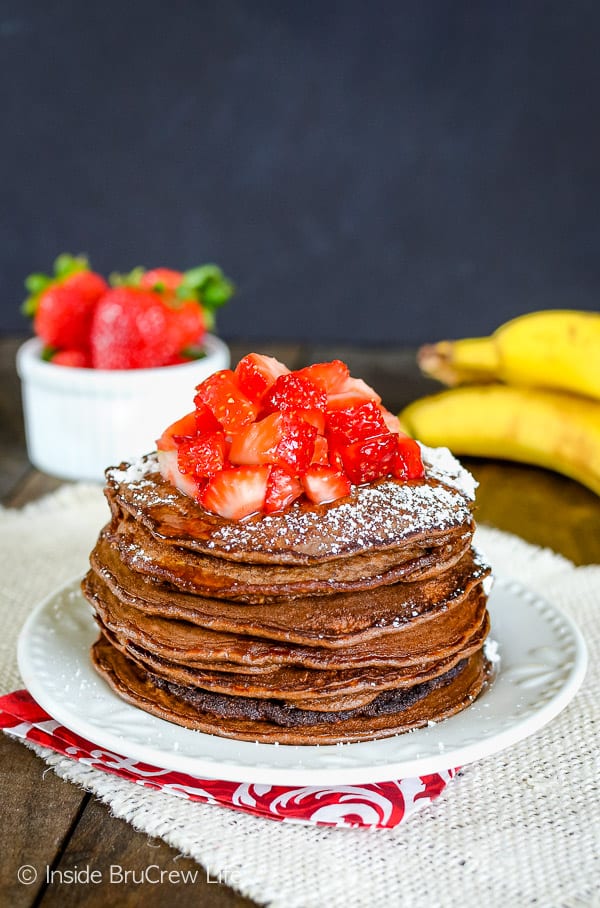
[400,310,600,495]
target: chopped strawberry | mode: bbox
[336,433,400,484]
[379,406,403,435]
[194,400,223,435]
[326,376,381,409]
[229,412,316,473]
[326,401,388,445]
[200,465,270,519]
[262,373,327,415]
[23,254,107,353]
[156,412,197,452]
[295,360,380,408]
[264,467,304,513]
[275,416,317,472]
[177,432,228,479]
[302,465,351,504]
[156,354,424,516]
[394,437,425,480]
[195,370,259,433]
[157,449,200,499]
[49,349,90,368]
[234,353,290,402]
[311,435,329,465]
[301,409,326,434]
[295,360,350,394]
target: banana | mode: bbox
[400,384,600,496]
[418,310,600,401]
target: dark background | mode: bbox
[1,0,599,345]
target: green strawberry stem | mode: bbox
[177,264,235,314]
[109,263,235,330]
[180,346,207,361]
[108,267,145,288]
[22,254,90,317]
[41,345,59,361]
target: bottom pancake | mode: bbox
[92,634,490,745]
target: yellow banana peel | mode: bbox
[418,309,600,401]
[400,384,600,496]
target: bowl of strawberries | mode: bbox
[17,254,233,481]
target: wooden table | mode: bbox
[2,337,599,907]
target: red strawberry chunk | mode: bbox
[326,376,381,410]
[200,465,270,519]
[262,373,327,415]
[298,409,325,434]
[379,406,403,434]
[195,370,259,432]
[229,412,282,464]
[157,449,200,499]
[302,465,351,504]
[295,360,349,393]
[311,434,329,465]
[326,401,388,445]
[156,412,197,451]
[394,437,425,480]
[177,432,228,479]
[336,433,400,484]
[234,353,290,402]
[275,416,317,472]
[264,467,304,513]
[230,412,316,473]
[194,400,223,434]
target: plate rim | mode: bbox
[16,575,588,785]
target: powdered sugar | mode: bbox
[484,637,501,665]
[207,478,472,556]
[107,452,159,484]
[420,444,478,500]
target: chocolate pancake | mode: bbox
[105,450,476,565]
[92,634,490,744]
[90,534,490,645]
[83,443,493,745]
[106,516,473,603]
[93,613,489,709]
[84,571,489,671]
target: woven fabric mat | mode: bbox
[1,484,599,908]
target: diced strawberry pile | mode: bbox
[157,354,425,519]
[22,254,234,369]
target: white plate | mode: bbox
[17,577,587,786]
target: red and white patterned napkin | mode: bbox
[0,690,458,829]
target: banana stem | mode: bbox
[418,337,500,386]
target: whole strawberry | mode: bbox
[23,254,108,353]
[141,263,235,344]
[90,285,181,369]
[90,264,235,369]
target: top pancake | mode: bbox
[105,446,476,566]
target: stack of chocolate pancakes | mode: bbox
[83,446,492,745]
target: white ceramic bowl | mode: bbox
[17,335,230,482]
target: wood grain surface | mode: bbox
[1,337,599,907]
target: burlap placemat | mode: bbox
[1,485,598,907]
